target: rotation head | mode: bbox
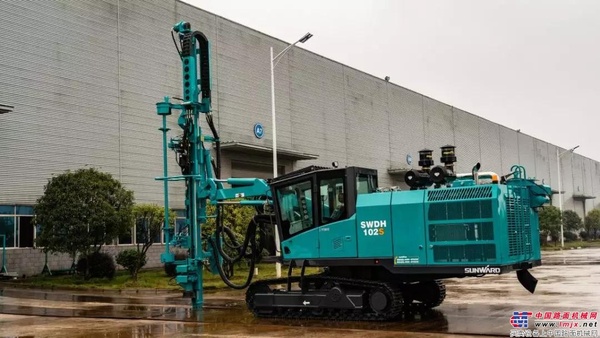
[173,21,191,33]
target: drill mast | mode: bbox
[156,21,270,309]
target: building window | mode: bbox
[3,204,176,247]
[118,229,133,245]
[135,219,162,245]
[0,205,15,215]
[19,216,34,247]
[0,216,15,247]
[0,205,35,248]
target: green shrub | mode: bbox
[116,249,147,278]
[580,230,590,240]
[76,252,116,279]
[564,231,578,242]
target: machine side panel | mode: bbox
[529,207,542,261]
[318,217,358,258]
[356,192,393,258]
[495,186,509,264]
[391,190,427,266]
[425,185,499,265]
[503,182,541,264]
[281,227,320,260]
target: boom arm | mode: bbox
[156,21,271,309]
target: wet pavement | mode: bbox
[0,248,599,337]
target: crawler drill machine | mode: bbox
[157,22,551,321]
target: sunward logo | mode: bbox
[464,265,501,274]
[510,311,533,328]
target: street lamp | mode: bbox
[0,104,14,114]
[557,145,579,248]
[270,32,312,277]
[270,32,313,178]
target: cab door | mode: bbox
[317,175,357,258]
[276,178,320,259]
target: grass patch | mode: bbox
[7,263,318,291]
[9,269,178,290]
[542,240,600,251]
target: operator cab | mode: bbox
[269,166,378,241]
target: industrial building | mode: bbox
[0,0,597,275]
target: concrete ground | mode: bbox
[0,248,599,337]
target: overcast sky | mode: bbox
[184,0,600,162]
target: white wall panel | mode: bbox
[518,133,536,178]
[452,108,481,173]
[593,162,600,209]
[388,87,425,173]
[478,119,503,174]
[499,126,520,173]
[343,67,391,185]
[288,49,346,168]
[1,0,600,217]
[423,98,454,161]
[0,0,120,204]
[534,139,551,184]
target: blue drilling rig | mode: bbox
[157,21,551,320]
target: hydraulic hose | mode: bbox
[215,214,258,263]
[205,114,220,179]
[202,82,276,289]
[208,214,275,289]
[205,113,240,265]
[222,226,243,250]
[172,26,265,291]
[208,217,259,289]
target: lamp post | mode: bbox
[0,104,14,114]
[270,32,313,178]
[557,145,579,248]
[270,32,312,277]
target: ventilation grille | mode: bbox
[428,200,493,221]
[332,237,343,250]
[433,244,496,263]
[428,186,493,202]
[506,187,532,257]
[429,222,494,242]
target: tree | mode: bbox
[539,206,561,245]
[121,204,174,279]
[116,249,146,279]
[202,202,262,256]
[584,209,600,240]
[34,168,134,277]
[562,210,582,236]
[196,202,267,268]
[204,202,257,241]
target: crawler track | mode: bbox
[246,275,447,321]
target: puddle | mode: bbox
[1,248,599,337]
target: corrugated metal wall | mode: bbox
[1,0,599,215]
[388,87,425,173]
[0,0,121,203]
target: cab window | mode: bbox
[319,177,345,224]
[276,180,313,238]
[357,174,376,194]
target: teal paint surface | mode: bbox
[391,190,427,266]
[284,164,546,274]
[356,192,393,258]
[318,217,357,258]
[282,227,319,259]
[424,185,500,266]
